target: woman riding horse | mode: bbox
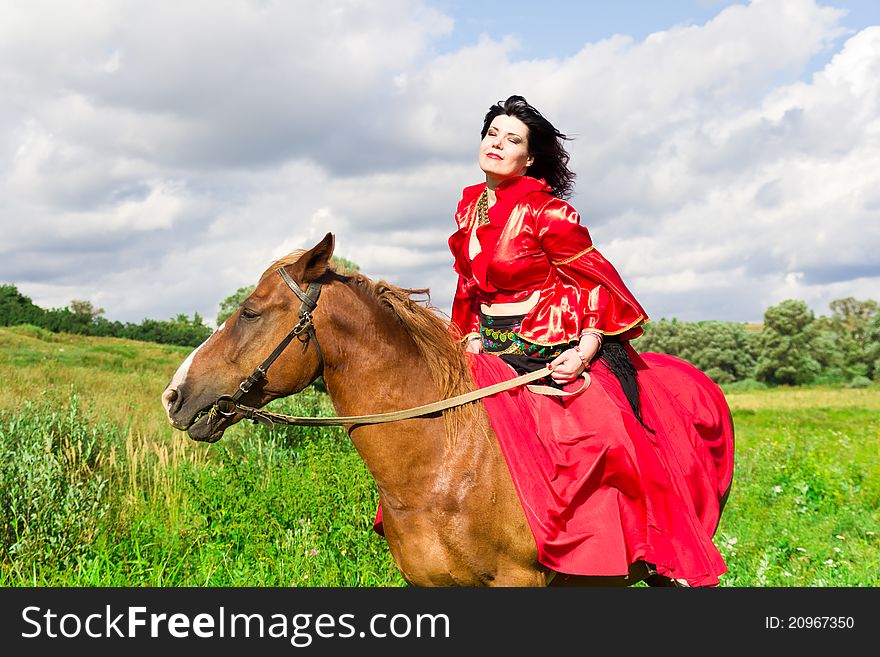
[161,97,733,587]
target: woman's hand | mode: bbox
[549,349,586,384]
[549,333,602,384]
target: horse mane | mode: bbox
[263,252,481,448]
[336,271,482,449]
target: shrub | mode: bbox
[0,397,111,568]
[721,378,769,392]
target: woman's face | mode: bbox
[479,114,534,183]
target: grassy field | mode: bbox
[0,325,877,586]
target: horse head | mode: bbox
[161,232,335,442]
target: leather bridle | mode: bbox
[214,267,323,417]
[208,267,588,429]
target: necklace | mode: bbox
[476,189,490,226]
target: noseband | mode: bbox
[215,268,322,416]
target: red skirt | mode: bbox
[374,347,734,587]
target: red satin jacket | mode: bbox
[448,175,647,346]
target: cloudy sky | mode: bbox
[1,0,878,327]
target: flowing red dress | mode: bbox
[376,176,734,587]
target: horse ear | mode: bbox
[301,232,335,282]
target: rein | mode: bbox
[211,267,587,429]
[218,366,556,428]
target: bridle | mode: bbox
[209,267,588,429]
[214,267,323,417]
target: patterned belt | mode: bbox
[479,314,567,359]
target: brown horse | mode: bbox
[162,233,707,586]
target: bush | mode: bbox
[6,324,55,341]
[721,378,769,392]
[847,375,872,389]
[0,397,111,568]
[812,369,851,385]
[704,367,735,385]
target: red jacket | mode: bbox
[448,175,647,345]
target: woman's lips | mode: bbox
[486,152,502,160]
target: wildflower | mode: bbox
[796,547,807,553]
[309,548,318,556]
[835,535,845,540]
[772,485,783,494]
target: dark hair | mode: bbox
[481,95,575,199]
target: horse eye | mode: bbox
[240,308,260,321]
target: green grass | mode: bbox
[0,391,402,586]
[0,326,877,586]
[714,386,880,585]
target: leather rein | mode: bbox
[210,268,581,429]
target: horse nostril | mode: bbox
[162,387,183,414]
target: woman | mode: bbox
[448,96,733,586]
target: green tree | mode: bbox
[754,299,821,385]
[121,313,211,347]
[69,299,105,319]
[0,284,45,326]
[635,318,699,362]
[690,321,757,384]
[636,318,757,384]
[829,296,878,342]
[815,297,879,380]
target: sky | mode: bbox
[1,0,879,327]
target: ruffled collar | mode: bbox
[459,175,550,210]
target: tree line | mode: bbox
[0,256,363,350]
[0,284,211,348]
[635,297,879,387]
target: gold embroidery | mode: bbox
[476,189,490,226]
[550,246,594,266]
[601,315,646,336]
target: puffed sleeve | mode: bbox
[535,196,647,338]
[450,272,481,340]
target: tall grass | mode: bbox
[0,326,877,586]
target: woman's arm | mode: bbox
[534,196,646,382]
[536,196,646,340]
[451,272,482,352]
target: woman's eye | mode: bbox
[240,308,260,321]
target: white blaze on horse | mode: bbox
[162,233,733,587]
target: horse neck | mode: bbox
[316,281,451,484]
